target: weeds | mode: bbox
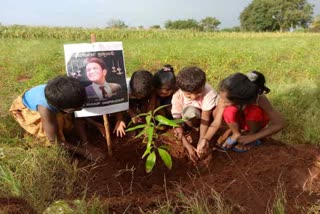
[140,186,234,214]
[43,197,109,214]
[0,144,79,212]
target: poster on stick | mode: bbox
[64,42,128,117]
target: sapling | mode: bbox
[126,105,183,173]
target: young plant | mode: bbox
[126,105,183,173]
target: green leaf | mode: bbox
[126,124,146,132]
[154,104,171,114]
[147,126,154,147]
[136,112,150,117]
[145,151,156,173]
[159,145,170,150]
[142,146,151,159]
[135,128,147,138]
[146,115,152,125]
[172,118,185,124]
[158,148,172,170]
[155,115,180,127]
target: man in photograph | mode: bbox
[85,56,121,101]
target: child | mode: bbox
[113,70,155,137]
[153,64,177,118]
[171,66,219,162]
[10,76,104,161]
[200,71,285,154]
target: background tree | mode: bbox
[164,19,202,30]
[220,26,241,32]
[200,17,221,31]
[310,14,320,32]
[240,0,314,32]
[106,19,128,28]
[150,25,161,29]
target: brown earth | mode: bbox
[2,126,319,213]
[73,127,320,214]
[0,197,37,214]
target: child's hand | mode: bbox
[174,127,184,140]
[197,138,209,158]
[113,120,126,138]
[182,137,198,163]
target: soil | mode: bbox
[0,197,37,214]
[2,126,319,213]
[74,127,320,214]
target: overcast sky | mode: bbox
[1,0,319,28]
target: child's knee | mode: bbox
[223,105,239,123]
[244,105,264,121]
[182,106,201,121]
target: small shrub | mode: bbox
[126,105,183,173]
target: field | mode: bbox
[0,27,320,213]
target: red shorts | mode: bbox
[223,104,269,131]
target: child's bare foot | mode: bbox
[217,136,238,151]
[217,129,232,145]
[232,140,262,153]
[233,144,251,151]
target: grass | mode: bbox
[1,32,320,144]
[270,181,287,214]
[0,29,320,212]
[0,143,79,212]
[140,187,236,214]
[43,197,109,214]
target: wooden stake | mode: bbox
[91,33,112,157]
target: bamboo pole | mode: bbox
[91,33,112,157]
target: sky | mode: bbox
[1,0,319,29]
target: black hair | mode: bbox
[153,64,176,90]
[45,76,87,110]
[219,73,258,105]
[247,70,270,94]
[130,70,154,98]
[176,66,206,92]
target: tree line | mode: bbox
[107,0,319,32]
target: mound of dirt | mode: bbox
[72,127,320,214]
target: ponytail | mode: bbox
[246,71,270,95]
[153,64,176,89]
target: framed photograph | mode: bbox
[64,42,129,117]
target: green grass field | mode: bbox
[0,28,320,212]
[1,30,319,144]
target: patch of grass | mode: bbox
[308,202,320,214]
[272,183,287,214]
[141,186,236,214]
[2,33,320,144]
[0,143,79,212]
[43,197,109,214]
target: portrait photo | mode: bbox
[64,42,129,117]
